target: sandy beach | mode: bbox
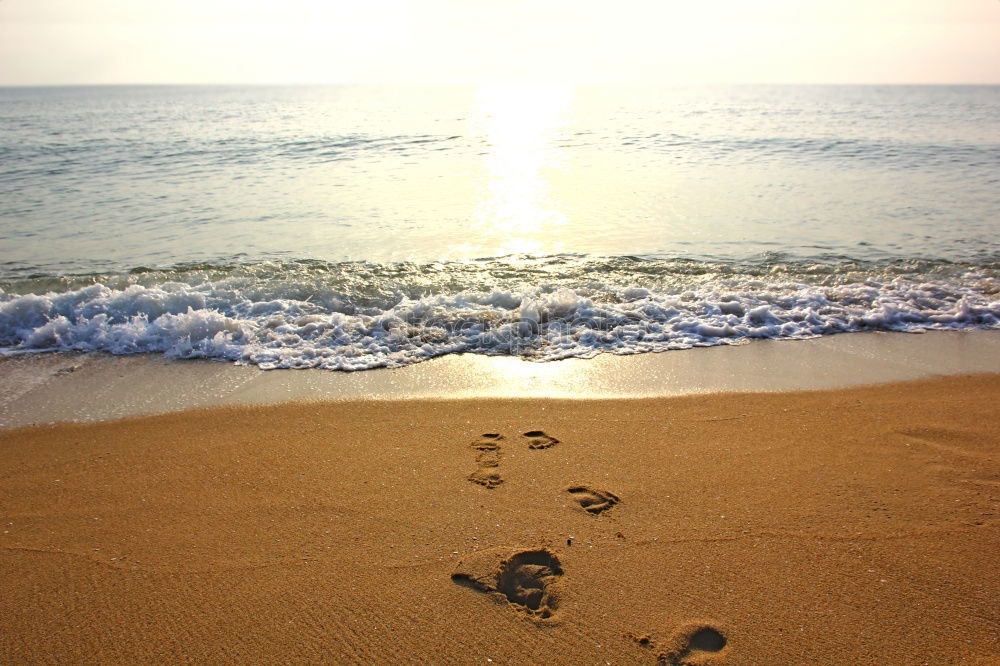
[2,362,998,663]
[4,15,999,664]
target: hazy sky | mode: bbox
[1,0,998,85]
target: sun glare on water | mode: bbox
[471,84,573,257]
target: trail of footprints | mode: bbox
[466,430,619,515]
[456,430,728,660]
[465,430,562,490]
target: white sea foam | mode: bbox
[2,262,997,370]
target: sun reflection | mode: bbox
[472,84,572,256]
[442,354,602,398]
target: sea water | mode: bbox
[1,85,997,370]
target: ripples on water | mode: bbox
[0,85,997,368]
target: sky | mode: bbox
[0,0,998,85]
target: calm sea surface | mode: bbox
[1,85,998,369]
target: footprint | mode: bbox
[566,485,621,514]
[658,624,728,665]
[468,434,504,488]
[522,430,559,449]
[468,468,503,489]
[475,451,501,468]
[452,547,563,619]
[471,433,504,451]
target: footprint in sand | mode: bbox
[470,433,504,451]
[657,623,728,665]
[522,430,559,449]
[468,434,504,489]
[566,485,621,515]
[452,547,563,619]
[468,468,504,489]
[475,450,501,467]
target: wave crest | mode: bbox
[2,257,998,370]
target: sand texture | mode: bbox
[1,375,998,664]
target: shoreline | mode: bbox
[1,329,999,428]
[1,374,997,663]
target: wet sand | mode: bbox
[3,329,1000,429]
[1,374,998,663]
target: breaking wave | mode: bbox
[1,256,997,370]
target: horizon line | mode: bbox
[2,81,999,88]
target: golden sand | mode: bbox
[2,375,998,664]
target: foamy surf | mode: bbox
[1,257,997,370]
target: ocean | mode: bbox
[1,84,998,370]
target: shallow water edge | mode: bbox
[2,329,999,429]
